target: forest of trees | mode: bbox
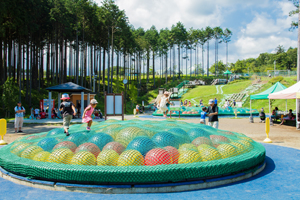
[229,46,297,74]
[0,0,233,104]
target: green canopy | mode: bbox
[250,82,287,100]
[224,70,232,74]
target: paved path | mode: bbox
[0,144,299,200]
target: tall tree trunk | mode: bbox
[111,30,114,93]
[207,41,209,77]
[102,48,106,93]
[165,53,167,84]
[18,38,21,101]
[152,51,155,87]
[41,48,44,87]
[178,45,180,79]
[8,38,12,78]
[76,28,79,84]
[90,45,93,89]
[26,41,29,100]
[173,46,175,82]
[117,52,119,80]
[107,30,110,93]
[3,39,7,82]
[13,40,16,82]
[55,28,59,84]
[146,51,149,83]
[46,41,50,82]
[64,40,67,82]
[0,38,3,84]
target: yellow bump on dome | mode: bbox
[118,150,144,166]
[217,144,238,159]
[20,146,43,159]
[47,148,74,164]
[178,150,202,164]
[70,151,96,166]
[97,150,119,166]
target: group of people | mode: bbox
[14,93,101,136]
[224,99,236,109]
[259,107,295,125]
[181,100,192,107]
[199,99,219,129]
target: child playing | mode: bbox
[200,107,207,124]
[82,99,98,130]
[59,94,76,136]
[158,92,172,118]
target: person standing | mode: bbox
[214,98,218,106]
[59,94,76,136]
[207,99,219,129]
[34,107,40,119]
[14,102,25,133]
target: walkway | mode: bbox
[0,144,299,199]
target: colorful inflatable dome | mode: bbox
[0,119,265,184]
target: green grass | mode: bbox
[222,80,252,94]
[243,76,297,113]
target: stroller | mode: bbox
[259,109,266,123]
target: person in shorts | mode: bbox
[200,107,207,124]
[59,94,76,136]
[14,102,25,133]
[207,99,219,129]
[34,107,40,118]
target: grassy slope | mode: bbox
[243,76,298,113]
[181,77,297,113]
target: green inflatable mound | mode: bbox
[153,106,259,117]
[0,120,265,184]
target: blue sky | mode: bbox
[93,0,298,70]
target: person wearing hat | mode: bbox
[82,99,98,130]
[14,102,25,133]
[158,91,172,118]
[59,94,76,136]
[207,99,219,129]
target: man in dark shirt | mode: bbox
[207,99,219,129]
[59,94,76,136]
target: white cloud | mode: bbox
[232,1,297,62]
[93,0,297,66]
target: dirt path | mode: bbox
[4,117,300,150]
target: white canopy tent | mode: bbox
[268,81,300,129]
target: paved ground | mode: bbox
[4,115,300,150]
[1,144,299,200]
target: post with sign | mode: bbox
[123,79,128,115]
[0,119,7,145]
[104,92,124,121]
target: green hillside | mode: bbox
[181,76,297,114]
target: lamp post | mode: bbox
[274,60,276,77]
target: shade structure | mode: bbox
[250,82,287,100]
[268,81,300,99]
[268,81,300,130]
[223,70,232,75]
[46,82,92,93]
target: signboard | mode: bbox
[40,99,55,111]
[104,92,124,120]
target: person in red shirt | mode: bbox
[40,110,46,119]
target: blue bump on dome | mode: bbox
[187,128,211,141]
[152,132,180,148]
[87,132,113,150]
[126,136,156,156]
[37,138,58,151]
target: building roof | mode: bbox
[46,82,92,93]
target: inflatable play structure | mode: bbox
[0,119,265,188]
[153,106,259,117]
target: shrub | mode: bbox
[269,76,284,84]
